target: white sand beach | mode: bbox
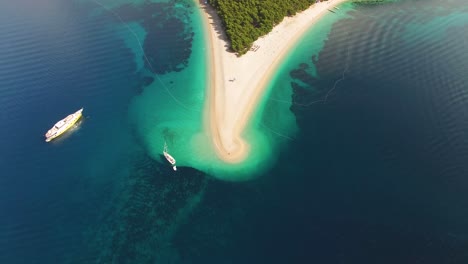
[199,0,349,163]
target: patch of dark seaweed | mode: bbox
[85,150,206,263]
[290,68,318,87]
[143,17,194,74]
[142,76,154,87]
[109,2,195,74]
[172,179,266,263]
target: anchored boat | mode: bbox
[163,142,177,171]
[45,108,83,142]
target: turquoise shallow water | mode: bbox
[1,0,468,263]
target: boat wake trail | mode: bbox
[91,0,198,113]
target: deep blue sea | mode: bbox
[1,0,468,263]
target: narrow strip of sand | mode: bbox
[198,0,348,163]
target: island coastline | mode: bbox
[198,0,349,163]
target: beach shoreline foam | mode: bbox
[198,0,349,163]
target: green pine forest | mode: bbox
[207,0,326,55]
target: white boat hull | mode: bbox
[45,108,83,142]
[163,151,177,171]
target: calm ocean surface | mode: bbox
[1,0,468,263]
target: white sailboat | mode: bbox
[163,142,177,171]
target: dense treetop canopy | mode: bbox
[208,0,321,55]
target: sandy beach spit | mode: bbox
[198,0,349,163]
